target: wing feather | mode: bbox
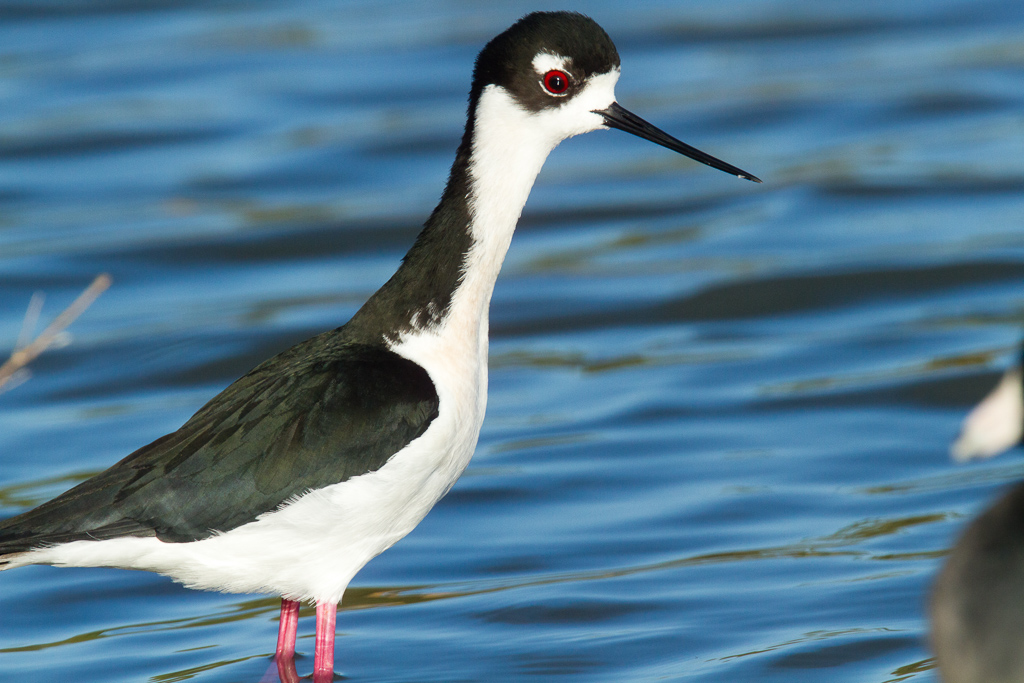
[0,340,438,552]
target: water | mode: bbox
[1,1,1023,681]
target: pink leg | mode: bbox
[276,599,300,661]
[275,599,301,683]
[313,601,337,683]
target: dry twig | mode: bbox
[0,273,112,395]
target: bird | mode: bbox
[0,11,759,682]
[932,344,1024,683]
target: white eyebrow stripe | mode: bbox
[532,52,571,75]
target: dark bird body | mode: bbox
[934,349,1024,683]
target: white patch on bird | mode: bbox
[6,68,625,605]
[952,366,1024,462]
[532,51,571,76]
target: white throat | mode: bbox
[459,69,622,336]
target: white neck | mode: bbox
[391,70,619,371]
[451,70,620,342]
[454,85,563,337]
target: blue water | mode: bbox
[2,1,1024,681]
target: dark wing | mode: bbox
[0,340,438,553]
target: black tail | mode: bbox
[0,514,155,569]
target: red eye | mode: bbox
[542,70,570,95]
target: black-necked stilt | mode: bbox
[933,347,1024,683]
[0,11,759,681]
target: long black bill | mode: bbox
[596,102,761,183]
